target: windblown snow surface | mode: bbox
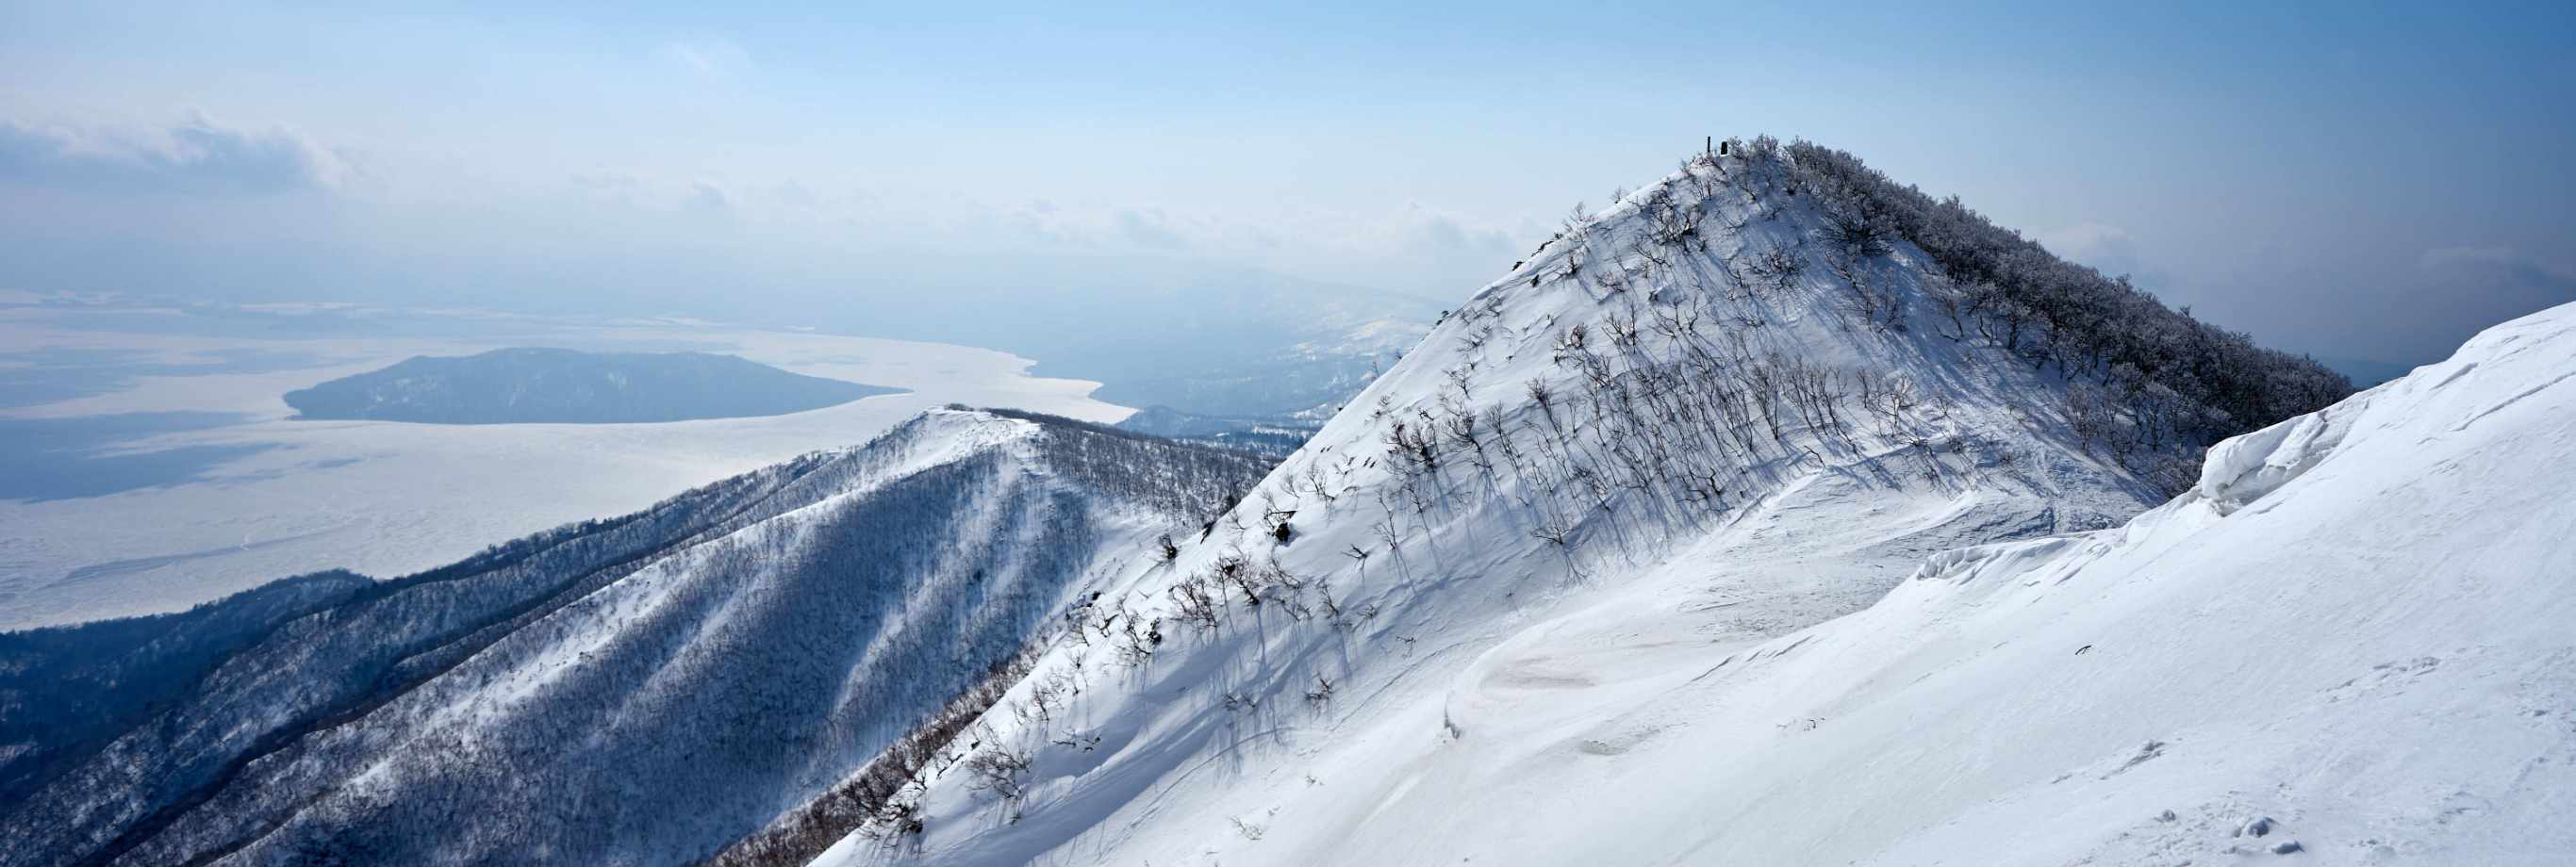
[810,157,2574,865]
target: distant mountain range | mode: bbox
[284,348,900,424]
[1114,405,1319,457]
[1079,311,1428,418]
[2317,355,2418,387]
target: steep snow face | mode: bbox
[0,409,1267,867]
[811,151,2201,865]
[839,279,2575,864]
[1792,304,2576,866]
[1237,303,2576,867]
[1391,301,2576,867]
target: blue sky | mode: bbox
[4,1,2571,363]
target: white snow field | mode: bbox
[0,309,1129,629]
[807,151,2571,865]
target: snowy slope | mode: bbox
[0,409,1266,867]
[1171,303,2576,867]
[1294,301,2576,867]
[800,144,2397,866]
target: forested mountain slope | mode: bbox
[798,139,2395,866]
[0,409,1266,867]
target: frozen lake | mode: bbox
[0,296,1132,630]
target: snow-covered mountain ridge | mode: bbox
[0,409,1268,867]
[8,138,2493,867]
[1620,303,2576,866]
[798,140,2445,866]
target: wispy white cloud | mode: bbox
[684,180,732,214]
[1115,208,1189,250]
[665,39,751,75]
[0,113,354,196]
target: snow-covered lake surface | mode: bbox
[0,295,1132,630]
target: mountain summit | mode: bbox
[768,140,2462,866]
